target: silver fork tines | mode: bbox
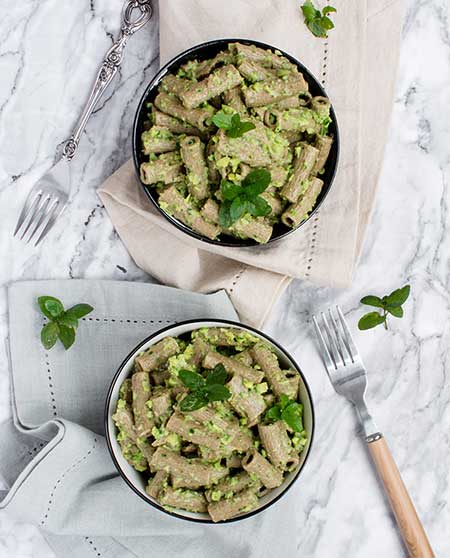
[14,185,65,246]
[313,306,378,438]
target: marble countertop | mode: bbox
[0,0,449,556]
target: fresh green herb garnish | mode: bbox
[301,1,336,38]
[219,168,272,227]
[212,110,256,138]
[38,296,94,350]
[358,285,411,331]
[265,394,303,432]
[179,364,231,412]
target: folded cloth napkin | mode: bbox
[98,0,405,328]
[0,280,298,558]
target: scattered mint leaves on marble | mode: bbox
[38,296,94,350]
[179,364,231,411]
[219,169,272,227]
[265,394,304,432]
[358,285,411,331]
[301,1,336,38]
[212,110,255,138]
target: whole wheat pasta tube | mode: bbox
[160,74,190,97]
[222,86,247,114]
[201,198,220,224]
[146,470,168,499]
[227,375,267,426]
[112,401,136,441]
[152,109,202,136]
[142,127,177,154]
[150,390,172,422]
[131,371,153,436]
[207,487,259,522]
[281,177,324,228]
[229,216,273,244]
[193,327,259,348]
[258,421,294,470]
[250,343,299,399]
[155,92,213,132]
[243,73,308,108]
[159,487,207,513]
[158,185,220,240]
[166,412,222,451]
[231,43,296,71]
[264,107,320,133]
[179,50,234,80]
[203,351,264,384]
[150,447,228,489]
[140,152,184,185]
[180,64,243,109]
[242,449,283,488]
[135,337,180,372]
[238,59,277,82]
[281,143,319,203]
[205,471,260,502]
[180,136,209,200]
[311,135,333,175]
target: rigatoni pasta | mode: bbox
[139,42,334,244]
[113,325,308,522]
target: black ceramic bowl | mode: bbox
[132,38,339,247]
[105,319,315,523]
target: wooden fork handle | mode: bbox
[367,435,434,558]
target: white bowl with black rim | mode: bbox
[104,318,315,523]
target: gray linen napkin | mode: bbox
[0,280,297,558]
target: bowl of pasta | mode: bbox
[105,319,314,523]
[132,38,339,246]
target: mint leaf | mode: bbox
[38,296,64,319]
[360,295,384,308]
[221,180,243,201]
[58,312,79,329]
[281,402,303,432]
[212,110,255,138]
[206,364,228,385]
[279,394,292,410]
[180,392,209,412]
[230,197,246,222]
[179,369,205,390]
[204,384,231,401]
[386,305,403,318]
[41,322,60,350]
[358,312,386,330]
[265,405,282,422]
[252,196,272,217]
[386,285,410,307]
[212,111,234,129]
[301,1,336,38]
[65,303,94,319]
[58,325,76,350]
[243,169,271,197]
[219,202,233,228]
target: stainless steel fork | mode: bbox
[13,0,153,246]
[313,307,434,558]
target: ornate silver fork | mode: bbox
[313,307,434,558]
[13,0,153,246]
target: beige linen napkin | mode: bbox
[99,0,405,327]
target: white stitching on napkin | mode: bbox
[305,40,329,279]
[84,536,103,557]
[81,317,174,325]
[45,354,58,418]
[40,437,98,527]
[229,267,247,295]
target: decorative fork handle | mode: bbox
[367,434,434,558]
[61,0,153,160]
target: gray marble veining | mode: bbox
[0,0,449,556]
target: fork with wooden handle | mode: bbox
[313,307,434,558]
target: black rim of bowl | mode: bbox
[132,38,340,248]
[105,318,316,524]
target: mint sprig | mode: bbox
[301,1,336,38]
[179,364,231,412]
[358,285,411,331]
[38,296,94,350]
[219,169,272,227]
[265,394,303,432]
[212,110,256,138]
